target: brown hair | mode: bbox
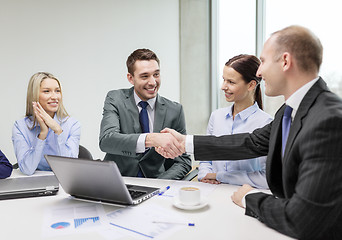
[272,25,323,73]
[225,54,263,109]
[126,48,160,75]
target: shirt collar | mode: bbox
[133,90,156,110]
[226,102,259,121]
[286,77,319,119]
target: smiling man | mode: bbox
[156,26,342,239]
[99,48,191,179]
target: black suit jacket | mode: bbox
[194,78,342,239]
[99,87,191,179]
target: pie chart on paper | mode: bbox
[50,222,71,229]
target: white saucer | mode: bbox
[173,197,208,210]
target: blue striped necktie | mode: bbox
[282,105,293,157]
[137,101,149,177]
[139,101,150,133]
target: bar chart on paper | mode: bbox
[74,216,100,228]
[43,203,106,238]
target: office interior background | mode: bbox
[1,0,341,163]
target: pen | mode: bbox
[158,186,170,195]
[152,221,195,226]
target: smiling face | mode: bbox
[127,60,160,101]
[221,66,254,104]
[257,36,286,97]
[39,78,61,117]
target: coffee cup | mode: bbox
[178,186,201,206]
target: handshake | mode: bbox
[145,128,186,159]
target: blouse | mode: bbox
[12,115,80,175]
[198,102,272,189]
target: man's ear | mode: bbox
[127,73,134,85]
[282,52,292,71]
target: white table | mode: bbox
[0,170,293,240]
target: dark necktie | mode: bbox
[282,105,293,157]
[137,101,149,177]
[139,101,150,133]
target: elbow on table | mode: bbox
[19,164,35,176]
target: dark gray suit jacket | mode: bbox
[99,87,191,179]
[194,78,342,239]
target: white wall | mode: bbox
[0,0,180,162]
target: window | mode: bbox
[265,0,342,114]
[215,0,342,116]
[215,0,256,109]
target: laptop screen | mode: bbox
[45,155,159,205]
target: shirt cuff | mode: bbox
[185,135,194,154]
[241,189,260,208]
[215,171,225,183]
[56,128,67,146]
[136,133,148,153]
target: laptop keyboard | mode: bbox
[128,189,146,199]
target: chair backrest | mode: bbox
[164,159,198,181]
[181,167,198,181]
[78,145,93,160]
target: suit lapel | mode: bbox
[153,95,166,133]
[283,78,328,162]
[124,87,141,133]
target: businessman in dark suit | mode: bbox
[0,150,12,179]
[157,26,342,239]
[99,48,191,179]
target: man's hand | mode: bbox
[145,132,183,158]
[154,128,186,158]
[231,184,254,208]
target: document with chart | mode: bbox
[42,202,108,238]
[105,204,193,240]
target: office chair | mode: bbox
[181,167,199,181]
[78,145,93,160]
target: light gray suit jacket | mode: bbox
[99,87,191,179]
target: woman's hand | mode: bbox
[200,173,221,184]
[33,102,62,139]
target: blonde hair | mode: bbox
[26,72,69,127]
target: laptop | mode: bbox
[0,172,59,200]
[44,155,160,205]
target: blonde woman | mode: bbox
[12,72,80,175]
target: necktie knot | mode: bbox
[139,101,148,109]
[284,105,293,118]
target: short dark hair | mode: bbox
[272,25,323,73]
[126,48,160,75]
[225,54,263,109]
